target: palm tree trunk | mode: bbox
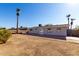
[68,18,69,29]
[16,15,19,34]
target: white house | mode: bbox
[29,24,69,36]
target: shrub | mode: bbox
[0,29,12,44]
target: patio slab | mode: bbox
[66,36,79,43]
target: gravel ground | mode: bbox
[0,34,79,56]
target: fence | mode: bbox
[67,29,79,37]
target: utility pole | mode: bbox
[16,8,20,34]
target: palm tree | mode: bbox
[66,14,71,29]
[71,18,75,29]
[70,18,75,36]
[16,8,20,34]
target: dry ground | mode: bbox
[0,34,79,56]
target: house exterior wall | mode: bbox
[29,24,68,36]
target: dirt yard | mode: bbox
[0,34,79,56]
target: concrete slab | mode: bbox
[66,36,79,43]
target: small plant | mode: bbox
[0,29,12,44]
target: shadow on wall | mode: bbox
[26,33,66,40]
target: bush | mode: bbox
[0,29,12,44]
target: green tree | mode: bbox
[0,29,12,44]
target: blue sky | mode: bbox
[0,3,79,28]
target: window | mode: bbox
[30,29,32,31]
[35,28,37,30]
[47,28,51,30]
[57,27,61,30]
